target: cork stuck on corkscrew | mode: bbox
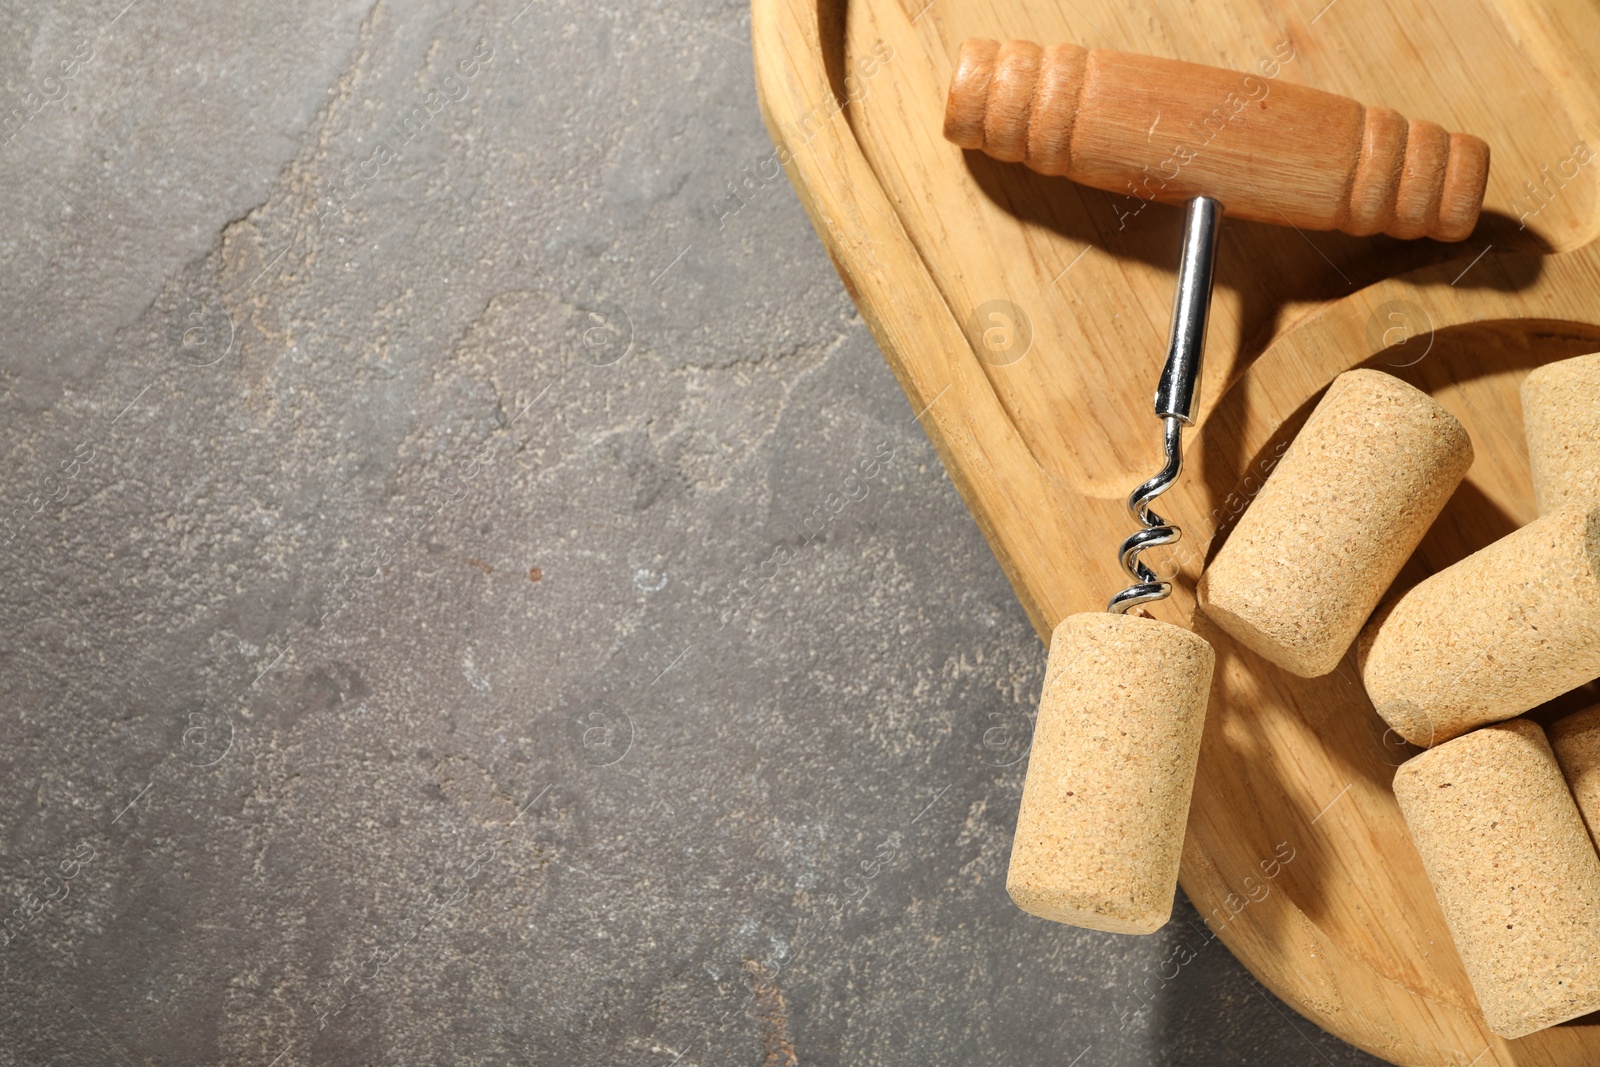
[944,37,1493,938]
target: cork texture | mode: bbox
[1359,504,1600,746]
[1551,705,1600,853]
[1007,612,1214,934]
[1199,369,1472,678]
[1523,352,1600,515]
[1393,719,1600,1038]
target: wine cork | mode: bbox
[1393,719,1600,1038]
[1522,352,1600,515]
[1008,612,1213,934]
[1360,504,1600,746]
[1198,370,1472,678]
[1550,705,1600,852]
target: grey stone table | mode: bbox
[0,1,1390,1063]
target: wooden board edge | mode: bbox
[751,0,1600,1060]
[750,0,1099,641]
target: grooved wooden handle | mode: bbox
[944,39,1490,242]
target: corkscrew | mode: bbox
[1108,196,1220,613]
[939,37,1492,941]
[943,38,1487,616]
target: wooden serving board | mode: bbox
[752,0,1600,1062]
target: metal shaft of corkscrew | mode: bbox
[1107,196,1222,614]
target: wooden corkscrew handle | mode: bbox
[944,39,1490,242]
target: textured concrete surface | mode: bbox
[0,1,1388,1063]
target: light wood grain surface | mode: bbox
[753,0,1600,1062]
[942,38,1490,241]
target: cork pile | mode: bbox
[1195,355,1600,1039]
[1008,356,1600,1038]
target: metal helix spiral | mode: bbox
[1107,416,1187,614]
[1103,195,1219,615]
